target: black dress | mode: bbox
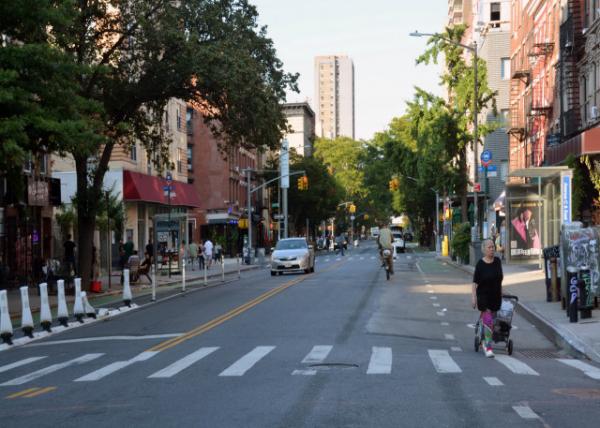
[473,257,503,312]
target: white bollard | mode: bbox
[19,286,34,338]
[0,290,14,344]
[123,269,132,307]
[38,282,52,332]
[204,264,207,286]
[237,255,241,279]
[81,291,96,319]
[56,279,69,327]
[73,278,84,323]
[182,257,186,292]
[151,267,156,302]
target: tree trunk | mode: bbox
[459,147,468,223]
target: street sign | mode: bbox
[473,183,481,192]
[271,202,279,208]
[480,150,492,167]
[273,214,289,220]
[350,215,355,220]
[165,171,172,185]
[163,185,172,191]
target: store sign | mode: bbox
[27,179,49,206]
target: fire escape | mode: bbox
[560,1,584,139]
[508,51,530,172]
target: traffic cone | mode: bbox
[123,269,132,307]
[56,279,69,327]
[38,283,52,332]
[73,278,84,323]
[19,286,34,338]
[81,292,96,319]
[0,290,13,345]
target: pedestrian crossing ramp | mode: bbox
[1,346,599,388]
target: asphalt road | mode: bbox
[1,241,599,427]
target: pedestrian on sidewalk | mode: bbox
[198,239,205,270]
[472,238,503,358]
[63,234,77,276]
[214,242,223,264]
[188,241,198,270]
[204,238,213,269]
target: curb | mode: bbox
[435,256,600,363]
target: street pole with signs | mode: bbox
[165,171,173,278]
[280,139,290,239]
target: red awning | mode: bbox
[123,170,201,208]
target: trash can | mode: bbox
[578,267,593,319]
[542,246,560,302]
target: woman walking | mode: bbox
[471,238,503,358]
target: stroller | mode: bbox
[474,294,519,355]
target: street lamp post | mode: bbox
[398,174,439,252]
[410,31,479,239]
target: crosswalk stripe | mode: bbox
[428,350,462,373]
[219,346,275,377]
[557,359,600,380]
[360,257,365,260]
[325,259,330,262]
[75,351,158,382]
[513,405,539,419]
[148,347,219,378]
[1,354,103,386]
[370,256,375,260]
[484,376,503,386]
[494,355,539,376]
[367,347,392,374]
[444,334,455,340]
[0,357,47,374]
[301,345,332,364]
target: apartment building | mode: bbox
[508,0,562,173]
[53,98,200,265]
[314,55,355,140]
[472,1,512,231]
[186,104,267,255]
[282,102,315,157]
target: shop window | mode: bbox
[490,2,501,21]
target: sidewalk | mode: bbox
[3,257,259,323]
[437,254,600,364]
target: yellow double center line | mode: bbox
[148,258,347,353]
[6,386,56,399]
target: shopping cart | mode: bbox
[474,294,519,355]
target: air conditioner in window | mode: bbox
[591,105,599,120]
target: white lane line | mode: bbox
[370,256,375,260]
[360,257,365,260]
[0,357,47,374]
[495,355,539,376]
[428,350,462,373]
[219,346,275,377]
[444,334,455,340]
[367,347,392,374]
[441,322,450,326]
[75,351,158,382]
[301,345,333,364]
[27,334,182,346]
[1,354,103,386]
[325,259,330,262]
[433,303,440,307]
[407,255,412,260]
[148,347,219,378]
[513,405,539,419]
[450,346,462,352]
[336,258,341,261]
[484,376,504,386]
[436,312,445,317]
[557,359,600,380]
[430,296,437,300]
[292,369,317,375]
[427,290,434,294]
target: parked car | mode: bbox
[271,238,315,276]
[392,231,405,256]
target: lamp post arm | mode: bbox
[250,170,306,195]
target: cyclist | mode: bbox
[377,221,394,275]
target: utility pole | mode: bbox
[473,41,479,240]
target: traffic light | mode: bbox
[302,175,308,190]
[349,204,356,213]
[297,177,304,190]
[364,214,369,220]
[388,178,399,191]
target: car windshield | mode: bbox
[393,233,403,239]
[275,240,307,250]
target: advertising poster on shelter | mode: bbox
[509,200,542,260]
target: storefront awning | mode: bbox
[123,170,201,208]
[508,166,570,178]
[206,212,238,224]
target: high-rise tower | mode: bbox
[314,55,355,139]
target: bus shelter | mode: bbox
[504,166,572,266]
[153,213,188,275]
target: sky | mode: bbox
[250,0,448,141]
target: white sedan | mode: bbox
[271,238,315,276]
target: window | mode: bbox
[490,2,501,21]
[177,148,183,173]
[176,106,182,131]
[186,108,193,134]
[501,58,510,80]
[500,161,508,182]
[130,144,137,162]
[187,146,193,171]
[500,109,509,128]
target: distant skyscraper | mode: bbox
[314,55,355,139]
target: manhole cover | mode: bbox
[553,388,600,399]
[517,349,563,359]
[309,363,359,370]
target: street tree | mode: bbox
[416,25,497,222]
[0,0,298,288]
